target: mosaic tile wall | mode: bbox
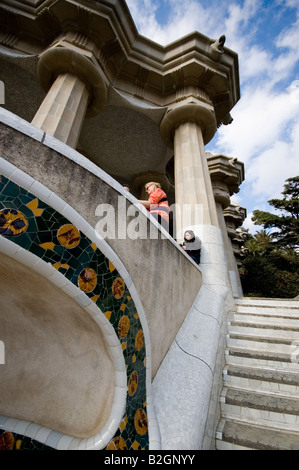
[0,175,148,450]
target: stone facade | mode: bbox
[0,0,247,451]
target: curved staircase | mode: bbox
[216,297,299,450]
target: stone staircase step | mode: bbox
[221,401,299,433]
[235,297,299,308]
[215,439,253,450]
[234,298,299,319]
[225,352,299,372]
[216,297,299,450]
[232,315,299,330]
[225,364,299,386]
[227,335,295,348]
[223,365,299,395]
[234,305,299,317]
[216,419,299,450]
[228,324,299,344]
[227,337,295,358]
[227,345,293,363]
[223,387,299,416]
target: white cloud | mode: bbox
[289,111,299,150]
[224,0,260,40]
[239,47,273,80]
[276,10,299,52]
[211,88,299,220]
[242,211,265,234]
[211,83,299,162]
[126,0,217,45]
[125,0,299,233]
[246,139,298,197]
[126,0,261,48]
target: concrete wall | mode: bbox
[152,223,235,450]
[0,108,237,451]
[0,108,202,379]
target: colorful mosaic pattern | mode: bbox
[0,175,148,451]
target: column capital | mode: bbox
[37,46,108,117]
[160,99,217,149]
[223,204,247,239]
[207,153,245,208]
[223,204,247,271]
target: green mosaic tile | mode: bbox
[0,176,149,451]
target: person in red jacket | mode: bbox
[139,182,170,231]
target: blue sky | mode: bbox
[126,0,299,233]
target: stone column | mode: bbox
[156,100,237,452]
[32,73,89,148]
[224,205,247,268]
[32,47,107,148]
[160,99,218,241]
[207,154,245,296]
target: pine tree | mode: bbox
[252,176,299,249]
[240,176,299,298]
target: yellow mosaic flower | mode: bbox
[118,315,130,338]
[0,209,28,237]
[57,224,80,248]
[135,330,144,351]
[106,437,127,450]
[134,409,148,436]
[128,371,138,396]
[78,268,97,293]
[112,277,125,299]
[0,431,14,450]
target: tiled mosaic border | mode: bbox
[0,159,160,450]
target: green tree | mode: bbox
[251,176,299,249]
[246,230,272,254]
[240,177,299,298]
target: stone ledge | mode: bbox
[220,420,299,450]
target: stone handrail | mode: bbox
[0,107,202,378]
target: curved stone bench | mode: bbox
[0,108,202,450]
